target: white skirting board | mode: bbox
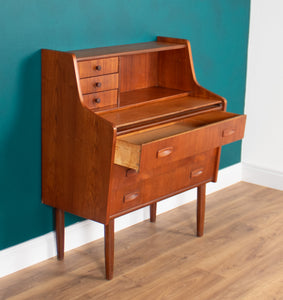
[242,162,283,191]
[2,161,274,279]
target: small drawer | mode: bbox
[188,151,217,186]
[83,90,118,109]
[78,57,118,78]
[114,111,246,172]
[80,73,119,94]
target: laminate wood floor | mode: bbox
[1,182,283,300]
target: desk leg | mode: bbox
[55,208,65,260]
[105,219,114,280]
[197,184,206,237]
[150,203,157,223]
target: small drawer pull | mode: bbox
[95,82,102,88]
[157,147,173,158]
[93,98,101,104]
[191,168,204,178]
[123,192,139,203]
[96,65,102,71]
[126,169,137,177]
[222,128,235,137]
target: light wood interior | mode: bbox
[116,111,239,145]
[114,111,242,171]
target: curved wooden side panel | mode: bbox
[157,36,227,111]
[41,49,115,224]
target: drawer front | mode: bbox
[139,125,219,172]
[187,150,217,186]
[142,149,217,204]
[114,111,246,172]
[220,117,246,145]
[78,57,118,78]
[109,149,217,216]
[80,73,119,94]
[83,90,118,109]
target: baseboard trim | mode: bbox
[0,163,242,278]
[242,162,283,191]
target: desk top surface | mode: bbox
[99,94,222,131]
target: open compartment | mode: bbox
[118,47,195,107]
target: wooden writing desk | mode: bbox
[41,36,246,279]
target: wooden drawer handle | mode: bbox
[157,147,173,158]
[123,192,139,203]
[126,169,137,177]
[191,168,204,178]
[222,128,235,137]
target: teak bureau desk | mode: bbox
[41,36,246,279]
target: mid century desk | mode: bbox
[41,36,246,279]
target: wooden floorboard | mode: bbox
[1,182,283,300]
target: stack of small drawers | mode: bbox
[78,57,119,109]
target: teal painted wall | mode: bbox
[0,0,250,250]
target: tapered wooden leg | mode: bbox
[55,208,65,260]
[150,203,157,223]
[104,219,114,280]
[197,184,206,237]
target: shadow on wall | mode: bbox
[0,50,82,250]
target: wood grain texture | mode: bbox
[55,208,64,260]
[105,219,115,280]
[109,149,217,217]
[70,41,186,61]
[41,50,116,223]
[197,184,206,237]
[158,48,195,91]
[150,203,157,223]
[83,89,118,109]
[41,37,246,280]
[157,36,227,110]
[77,57,118,78]
[100,96,223,130]
[119,87,188,107]
[119,53,158,92]
[2,183,283,299]
[114,111,245,172]
[80,73,118,94]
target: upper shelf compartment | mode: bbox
[70,41,186,61]
[72,36,226,113]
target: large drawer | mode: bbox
[110,149,218,215]
[80,73,119,94]
[114,111,246,172]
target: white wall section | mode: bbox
[243,0,283,185]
